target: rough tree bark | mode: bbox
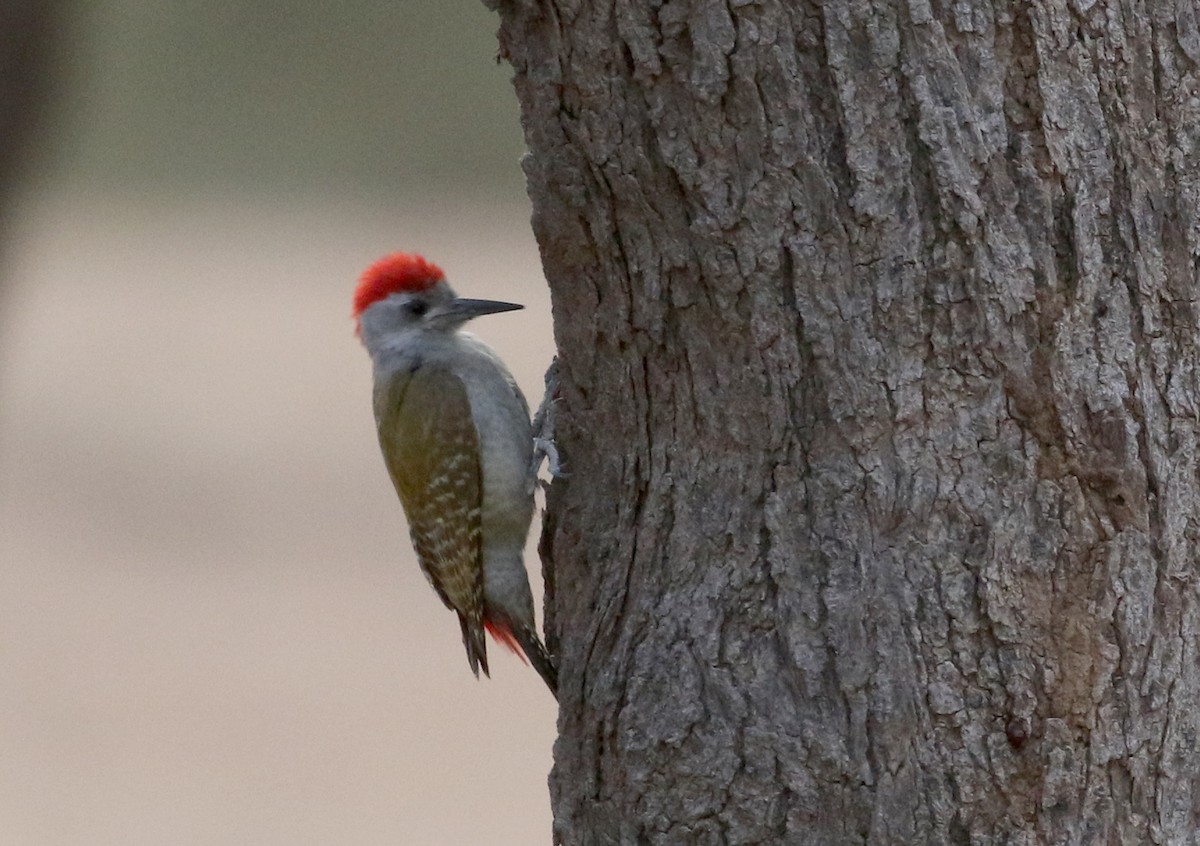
[490,0,1200,842]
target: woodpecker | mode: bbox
[353,252,557,697]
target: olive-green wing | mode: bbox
[374,363,489,676]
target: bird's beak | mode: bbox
[441,297,524,322]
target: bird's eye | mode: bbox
[404,299,429,317]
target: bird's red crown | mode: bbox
[353,252,445,320]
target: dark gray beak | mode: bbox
[444,298,524,321]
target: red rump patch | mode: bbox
[352,252,444,318]
[484,618,529,665]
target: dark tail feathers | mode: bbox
[459,612,558,699]
[512,625,558,699]
[458,612,490,678]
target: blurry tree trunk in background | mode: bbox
[0,2,59,244]
[491,0,1200,842]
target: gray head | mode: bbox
[353,252,522,350]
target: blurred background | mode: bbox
[0,2,558,843]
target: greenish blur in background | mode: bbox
[1,5,558,845]
[49,1,526,198]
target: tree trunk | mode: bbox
[491,0,1200,842]
[0,2,59,226]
